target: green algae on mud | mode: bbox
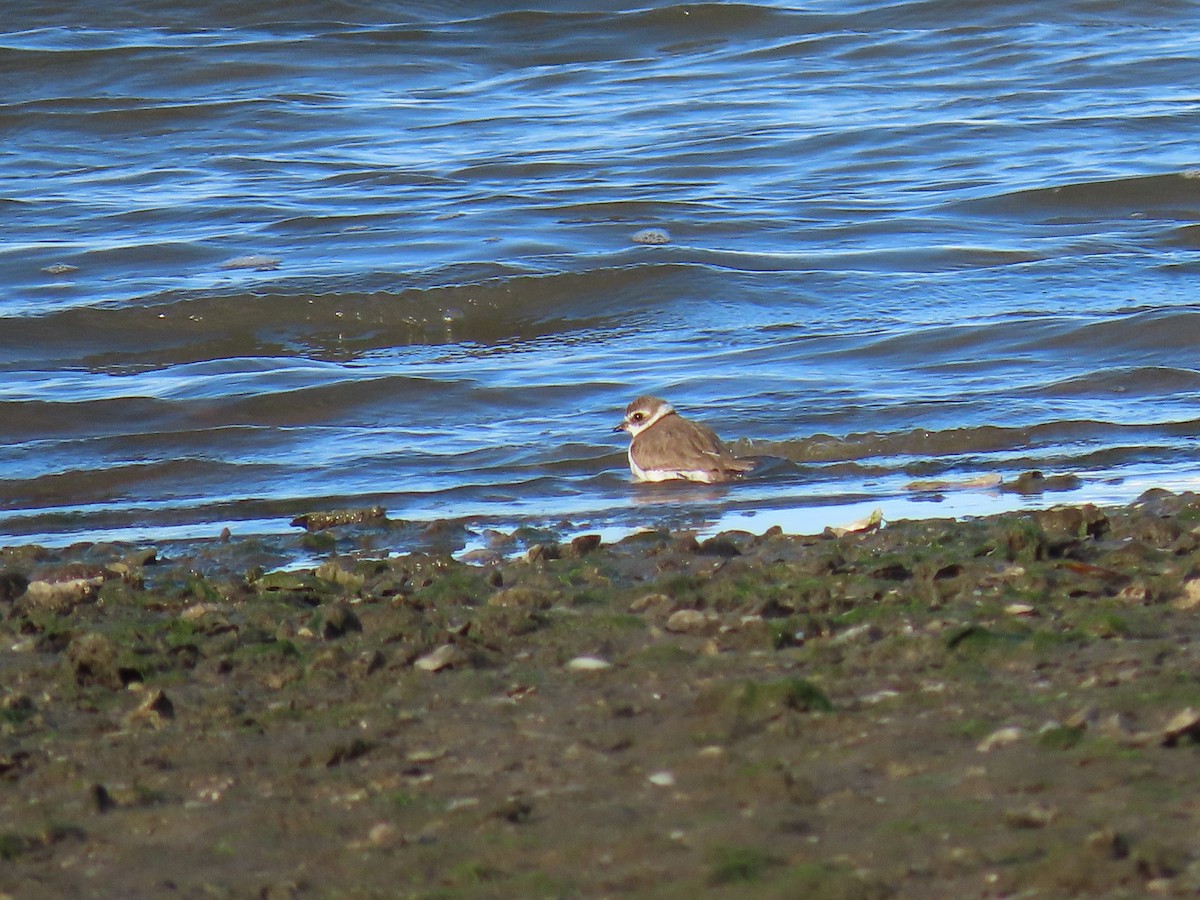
[3,492,1200,897]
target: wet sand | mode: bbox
[4,491,1200,898]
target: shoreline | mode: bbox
[4,489,1200,896]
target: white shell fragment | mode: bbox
[565,656,612,672]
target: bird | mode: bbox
[612,395,756,484]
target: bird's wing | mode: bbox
[637,420,753,475]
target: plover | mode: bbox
[613,395,756,483]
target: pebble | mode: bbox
[629,593,670,613]
[647,771,675,787]
[1004,802,1058,829]
[976,726,1027,753]
[125,690,175,728]
[1161,707,1200,746]
[830,623,883,645]
[414,644,465,672]
[181,603,224,622]
[367,822,401,847]
[1172,578,1200,610]
[1004,603,1037,616]
[664,609,710,633]
[565,656,612,672]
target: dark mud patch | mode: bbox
[4,491,1200,896]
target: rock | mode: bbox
[0,694,37,729]
[1161,707,1200,746]
[1004,802,1057,828]
[647,771,675,787]
[324,738,372,767]
[1172,578,1200,610]
[665,609,711,634]
[414,644,466,672]
[631,228,670,245]
[781,768,820,805]
[459,549,502,566]
[0,571,30,603]
[367,822,401,847]
[976,726,1026,753]
[698,535,742,557]
[317,602,362,639]
[1004,470,1082,495]
[488,587,555,609]
[1032,504,1108,539]
[494,797,533,824]
[218,254,280,270]
[630,593,670,614]
[92,783,116,813]
[525,542,561,563]
[1117,582,1151,604]
[905,475,1001,493]
[356,649,386,676]
[1086,828,1130,860]
[825,508,884,537]
[484,529,517,549]
[20,576,104,613]
[254,571,311,592]
[180,602,225,622]
[830,623,883,645]
[569,534,602,557]
[67,633,123,690]
[290,506,387,531]
[124,548,158,567]
[316,561,366,593]
[125,690,175,728]
[565,656,612,672]
[406,748,446,764]
[1064,706,1099,730]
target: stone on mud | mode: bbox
[66,633,123,690]
[414,643,466,672]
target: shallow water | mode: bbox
[4,2,1200,548]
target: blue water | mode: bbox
[3,2,1200,549]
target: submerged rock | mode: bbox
[291,507,388,531]
[631,227,670,245]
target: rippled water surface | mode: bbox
[4,1,1200,547]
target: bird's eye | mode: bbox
[632,413,644,422]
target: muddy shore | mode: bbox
[4,492,1200,898]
